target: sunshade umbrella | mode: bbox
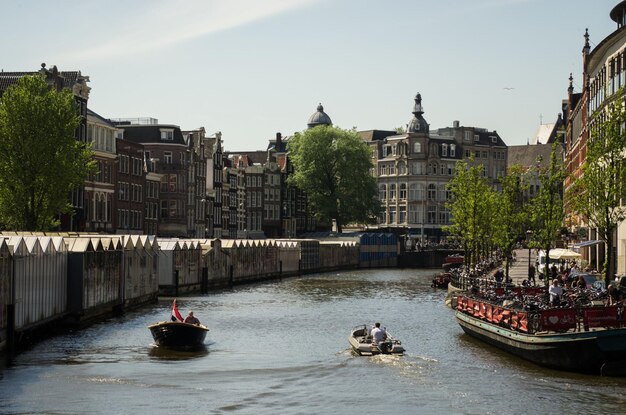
[549,248,582,260]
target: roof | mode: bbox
[119,124,186,145]
[0,66,84,96]
[358,130,398,142]
[307,103,332,128]
[533,124,557,145]
[507,143,559,170]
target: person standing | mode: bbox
[549,279,563,306]
[528,264,536,286]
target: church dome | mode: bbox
[307,103,332,129]
[407,93,429,134]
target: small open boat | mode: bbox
[148,321,209,350]
[348,325,405,356]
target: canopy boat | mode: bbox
[148,321,209,350]
[455,290,626,376]
[348,325,405,356]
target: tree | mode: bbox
[445,158,496,269]
[287,125,381,232]
[0,75,94,231]
[493,165,530,278]
[529,143,566,284]
[569,88,626,285]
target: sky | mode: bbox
[1,0,619,151]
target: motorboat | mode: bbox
[148,321,209,350]
[348,325,405,356]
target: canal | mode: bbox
[0,268,625,414]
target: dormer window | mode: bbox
[160,129,174,141]
[442,144,448,157]
[474,134,479,142]
[490,135,497,143]
[450,144,456,157]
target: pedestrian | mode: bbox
[528,264,536,286]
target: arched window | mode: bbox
[398,162,407,175]
[430,162,438,175]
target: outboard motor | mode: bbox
[378,341,390,354]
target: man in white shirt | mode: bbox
[549,279,563,306]
[371,322,386,344]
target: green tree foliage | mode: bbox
[287,125,381,232]
[0,75,94,230]
[494,165,530,277]
[529,143,566,283]
[569,88,626,285]
[445,158,496,268]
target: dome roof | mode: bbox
[307,103,332,129]
[407,93,429,134]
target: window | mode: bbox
[442,144,448,157]
[379,184,387,200]
[413,142,421,153]
[464,131,472,141]
[164,151,172,164]
[490,136,497,143]
[389,184,396,200]
[398,162,407,175]
[427,184,436,200]
[399,183,407,200]
[482,151,488,159]
[160,129,174,140]
[465,149,470,158]
[399,206,406,224]
[474,134,479,142]
[450,144,456,157]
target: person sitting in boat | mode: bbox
[549,279,563,306]
[370,322,386,346]
[184,311,200,325]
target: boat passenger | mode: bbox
[370,322,386,345]
[184,311,200,325]
[549,279,563,306]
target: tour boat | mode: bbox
[455,292,626,375]
[348,325,405,356]
[148,321,209,350]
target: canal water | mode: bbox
[0,269,625,414]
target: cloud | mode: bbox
[66,0,318,61]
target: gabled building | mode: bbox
[85,109,117,233]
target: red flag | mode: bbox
[171,299,183,322]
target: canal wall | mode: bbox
[0,232,398,354]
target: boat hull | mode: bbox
[456,311,626,375]
[148,321,209,350]
[348,326,405,356]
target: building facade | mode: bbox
[361,93,508,242]
[565,2,626,274]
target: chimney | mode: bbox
[453,120,460,128]
[276,132,282,151]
